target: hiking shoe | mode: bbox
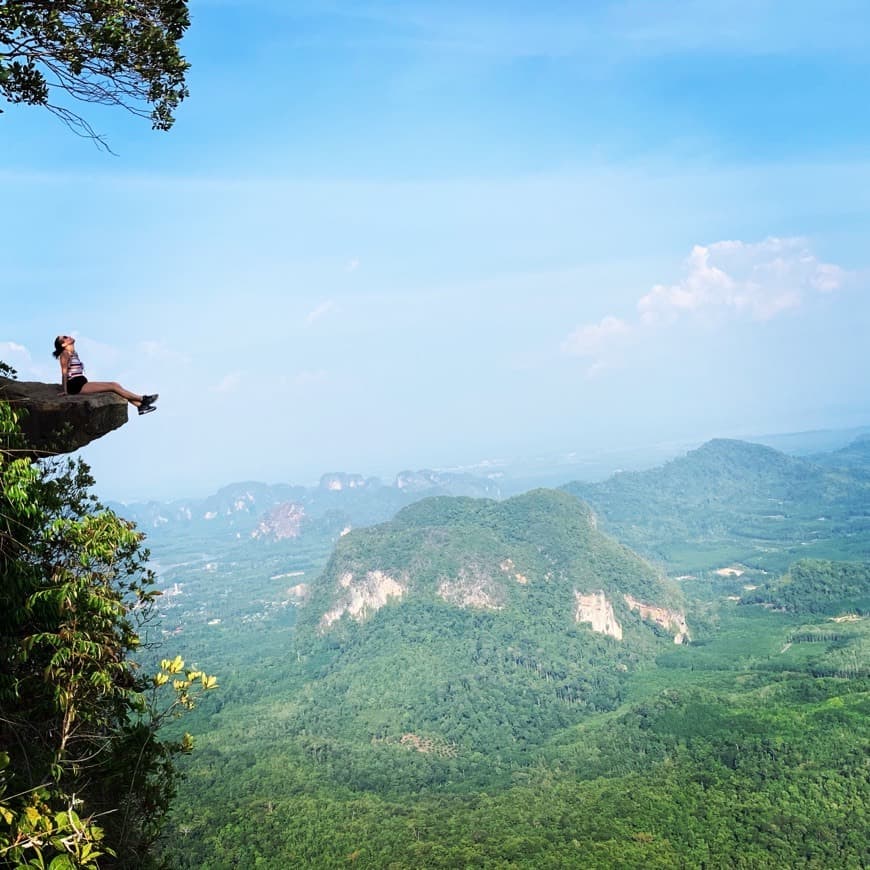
[138,404,157,415]
[141,393,159,406]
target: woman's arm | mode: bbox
[59,353,69,394]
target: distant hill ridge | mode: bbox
[811,434,870,479]
[562,437,870,572]
[584,437,826,499]
[108,468,502,541]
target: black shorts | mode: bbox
[67,376,88,395]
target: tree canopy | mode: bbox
[0,380,216,867]
[0,0,190,142]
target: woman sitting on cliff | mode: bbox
[53,335,158,415]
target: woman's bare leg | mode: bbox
[78,381,143,406]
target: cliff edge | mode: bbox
[0,377,128,457]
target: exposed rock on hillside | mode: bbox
[320,472,370,491]
[252,502,306,540]
[574,590,623,639]
[287,583,310,602]
[624,594,690,644]
[292,489,691,763]
[499,558,529,584]
[572,592,690,643]
[303,490,682,641]
[319,570,407,630]
[438,564,506,610]
[0,377,127,456]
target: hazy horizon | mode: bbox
[98,422,870,505]
[4,1,869,501]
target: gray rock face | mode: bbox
[0,378,128,457]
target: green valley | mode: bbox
[135,441,870,868]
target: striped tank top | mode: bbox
[67,351,85,378]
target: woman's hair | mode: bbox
[53,336,66,359]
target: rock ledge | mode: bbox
[0,377,128,457]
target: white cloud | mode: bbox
[0,341,55,381]
[811,262,846,293]
[638,237,845,323]
[212,372,242,393]
[0,342,37,380]
[346,258,360,273]
[305,299,337,327]
[562,237,850,370]
[0,341,31,364]
[562,315,631,358]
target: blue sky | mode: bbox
[2,0,869,500]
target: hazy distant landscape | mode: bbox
[113,430,870,868]
[5,2,870,867]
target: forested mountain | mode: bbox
[562,438,870,572]
[278,490,689,783]
[811,434,870,480]
[299,488,683,632]
[741,558,870,615]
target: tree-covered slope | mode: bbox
[164,607,870,869]
[151,485,870,869]
[741,558,870,615]
[282,490,690,780]
[811,434,870,480]
[562,438,870,572]
[299,489,681,627]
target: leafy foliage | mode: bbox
[0,0,190,142]
[742,558,870,614]
[0,396,215,868]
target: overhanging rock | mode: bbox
[0,378,128,457]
